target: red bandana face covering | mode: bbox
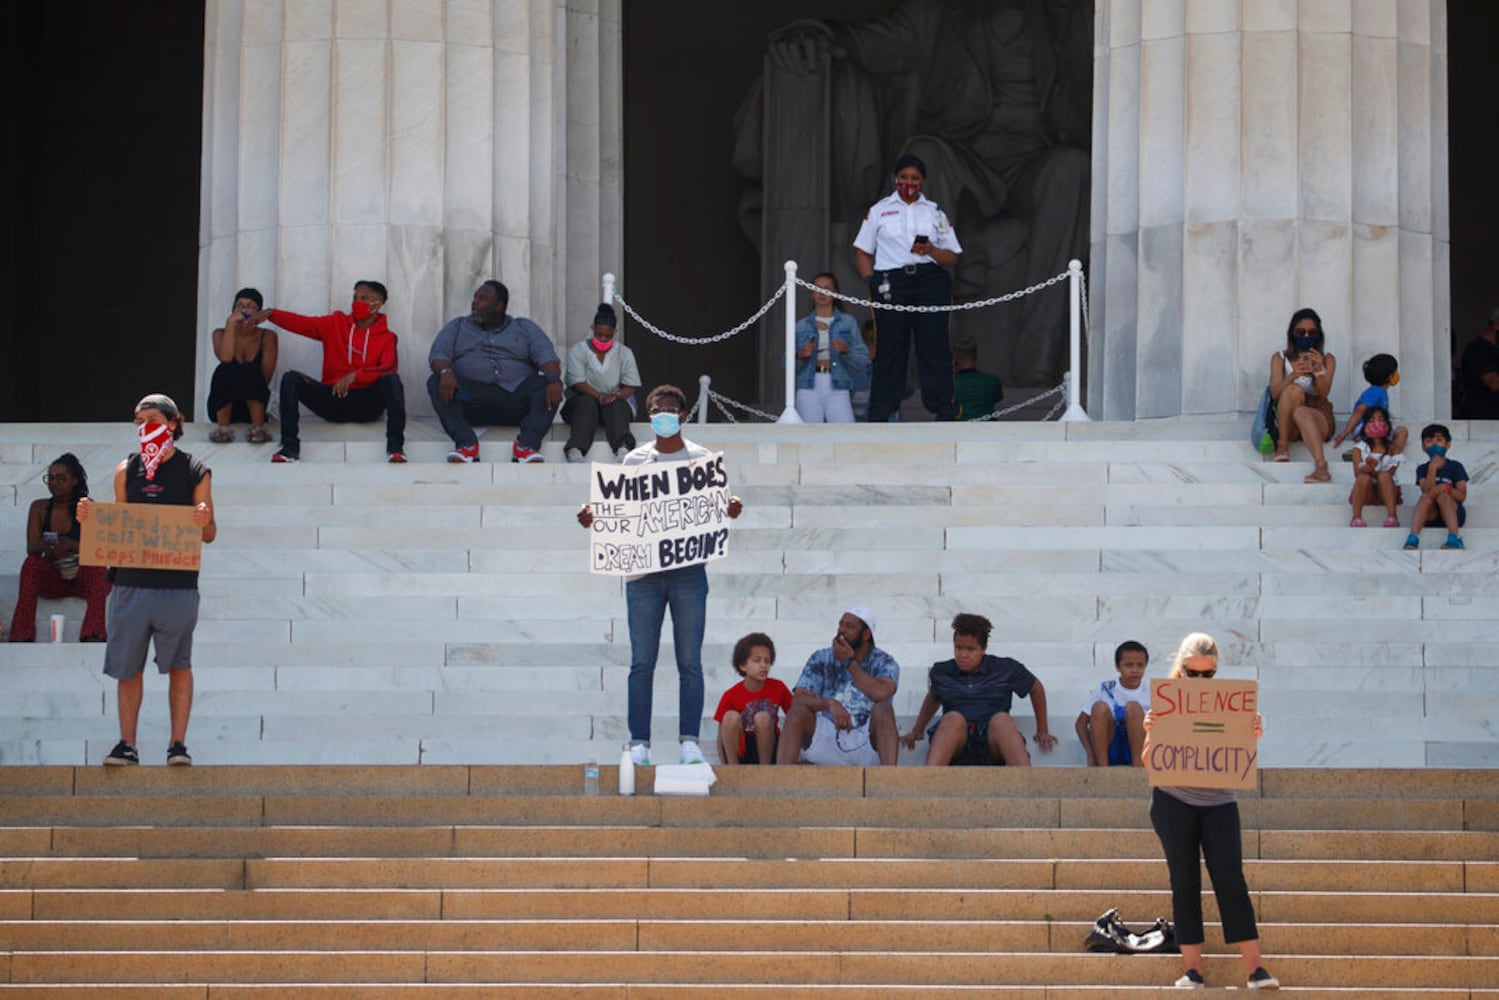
[896,182,920,202]
[138,421,172,481]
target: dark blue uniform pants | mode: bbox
[867,265,957,422]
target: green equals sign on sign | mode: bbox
[1192,722,1226,734]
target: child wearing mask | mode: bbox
[1348,405,1403,528]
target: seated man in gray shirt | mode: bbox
[428,280,563,463]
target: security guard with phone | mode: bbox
[853,153,964,421]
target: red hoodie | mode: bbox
[269,309,399,389]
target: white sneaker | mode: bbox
[679,740,705,765]
[629,743,651,766]
[565,447,585,464]
[615,446,631,462]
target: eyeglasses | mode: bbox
[41,473,69,484]
[1183,669,1217,679]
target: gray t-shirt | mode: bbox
[620,438,712,581]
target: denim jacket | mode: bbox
[793,309,870,390]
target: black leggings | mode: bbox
[1148,787,1259,946]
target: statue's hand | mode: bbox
[767,20,838,74]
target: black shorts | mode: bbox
[738,732,778,765]
[924,715,1008,767]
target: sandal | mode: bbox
[1304,460,1331,483]
[1272,444,1290,462]
[246,426,271,444]
[1349,516,1368,528]
[209,427,235,444]
[1382,515,1400,528]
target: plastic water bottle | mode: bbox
[583,756,599,796]
[618,744,635,796]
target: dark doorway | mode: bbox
[1,0,204,423]
[622,0,899,413]
[1448,2,1499,415]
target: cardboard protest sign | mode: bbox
[79,502,202,572]
[1146,677,1258,790]
[587,452,733,575]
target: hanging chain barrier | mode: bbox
[611,284,786,346]
[793,269,1069,314]
[607,262,1084,422]
[706,389,778,424]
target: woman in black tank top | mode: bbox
[7,453,112,642]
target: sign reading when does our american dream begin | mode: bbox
[1147,677,1259,790]
[587,453,733,576]
[78,502,203,572]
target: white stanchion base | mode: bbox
[1060,403,1091,422]
[776,407,803,424]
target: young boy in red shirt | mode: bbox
[713,633,792,765]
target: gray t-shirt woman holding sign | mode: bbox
[1141,632,1279,991]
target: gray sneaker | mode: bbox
[565,447,585,464]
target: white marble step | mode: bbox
[4,420,1498,768]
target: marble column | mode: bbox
[1089,0,1449,421]
[195,0,622,418]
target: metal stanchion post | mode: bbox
[1060,258,1090,422]
[777,260,802,423]
[697,375,711,424]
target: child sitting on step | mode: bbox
[1404,423,1469,550]
[1333,352,1407,456]
[714,633,792,765]
[1348,405,1403,528]
[1075,640,1149,766]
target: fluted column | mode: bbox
[195,0,622,418]
[1089,0,1448,421]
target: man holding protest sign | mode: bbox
[577,384,743,766]
[76,394,216,768]
[1141,633,1279,991]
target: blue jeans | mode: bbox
[625,564,707,743]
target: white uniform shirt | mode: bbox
[852,191,963,272]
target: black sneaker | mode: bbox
[103,741,138,766]
[1247,967,1280,990]
[167,741,192,766]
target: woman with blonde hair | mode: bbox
[1142,633,1279,990]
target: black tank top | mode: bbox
[113,449,210,590]
[44,495,83,542]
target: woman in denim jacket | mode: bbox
[794,272,870,423]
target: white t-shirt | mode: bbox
[1082,678,1150,716]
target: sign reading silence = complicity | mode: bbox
[79,502,202,572]
[587,453,733,576]
[1147,677,1259,790]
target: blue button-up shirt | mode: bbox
[429,313,557,392]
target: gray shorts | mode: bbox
[801,712,881,767]
[102,586,200,680]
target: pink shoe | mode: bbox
[1382,515,1400,528]
[1349,516,1368,528]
